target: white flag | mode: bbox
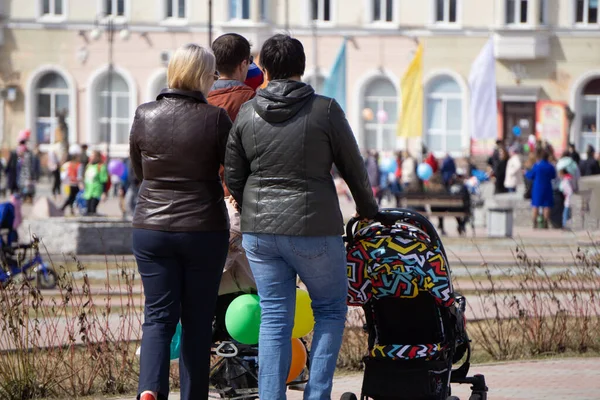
[469,38,498,140]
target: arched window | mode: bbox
[579,78,600,153]
[362,77,398,151]
[94,71,131,145]
[425,75,463,155]
[35,72,70,145]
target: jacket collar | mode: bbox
[211,79,248,91]
[157,88,207,103]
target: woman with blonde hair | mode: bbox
[130,43,232,400]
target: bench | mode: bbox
[396,192,473,235]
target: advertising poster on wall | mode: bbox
[536,101,568,157]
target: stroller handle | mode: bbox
[345,208,443,247]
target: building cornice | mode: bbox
[6,19,600,38]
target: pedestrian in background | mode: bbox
[504,146,522,193]
[558,168,574,230]
[493,147,509,194]
[525,149,556,229]
[82,150,108,216]
[60,154,82,215]
[580,145,600,176]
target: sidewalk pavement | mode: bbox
[111,357,600,400]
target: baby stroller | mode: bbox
[344,209,487,400]
[208,199,310,399]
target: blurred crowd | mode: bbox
[487,138,599,230]
[0,128,140,218]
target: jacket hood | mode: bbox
[252,80,315,123]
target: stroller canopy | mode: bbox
[347,221,455,308]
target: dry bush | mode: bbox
[0,256,143,400]
[464,244,600,360]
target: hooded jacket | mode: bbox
[225,80,378,236]
[208,80,256,121]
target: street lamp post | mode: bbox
[91,14,129,161]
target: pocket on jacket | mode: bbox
[288,236,328,259]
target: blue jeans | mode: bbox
[134,229,229,400]
[562,206,572,228]
[242,234,348,400]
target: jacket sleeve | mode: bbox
[327,99,378,219]
[129,108,144,181]
[216,107,233,165]
[225,118,251,207]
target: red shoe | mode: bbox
[140,393,157,400]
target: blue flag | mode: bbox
[323,39,347,112]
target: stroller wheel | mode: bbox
[447,397,461,400]
[468,395,483,400]
[340,393,358,400]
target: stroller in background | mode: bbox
[344,209,487,400]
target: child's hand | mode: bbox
[228,197,241,212]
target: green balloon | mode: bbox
[225,294,261,345]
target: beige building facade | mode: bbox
[0,0,599,159]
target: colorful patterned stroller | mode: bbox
[344,209,487,400]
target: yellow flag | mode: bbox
[398,44,424,138]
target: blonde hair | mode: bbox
[167,44,216,95]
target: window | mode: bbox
[579,78,600,153]
[230,0,250,20]
[425,76,463,155]
[35,72,70,145]
[166,0,186,19]
[506,0,528,24]
[576,0,598,24]
[312,0,331,22]
[540,0,547,24]
[435,0,457,23]
[41,0,64,16]
[372,0,393,22]
[260,0,268,21]
[95,72,131,145]
[362,77,398,151]
[103,0,126,17]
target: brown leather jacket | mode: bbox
[130,88,233,232]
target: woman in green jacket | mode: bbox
[83,151,108,215]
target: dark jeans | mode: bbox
[438,216,468,235]
[134,228,229,400]
[52,169,61,196]
[61,186,79,212]
[86,197,100,215]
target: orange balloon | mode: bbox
[287,338,307,383]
